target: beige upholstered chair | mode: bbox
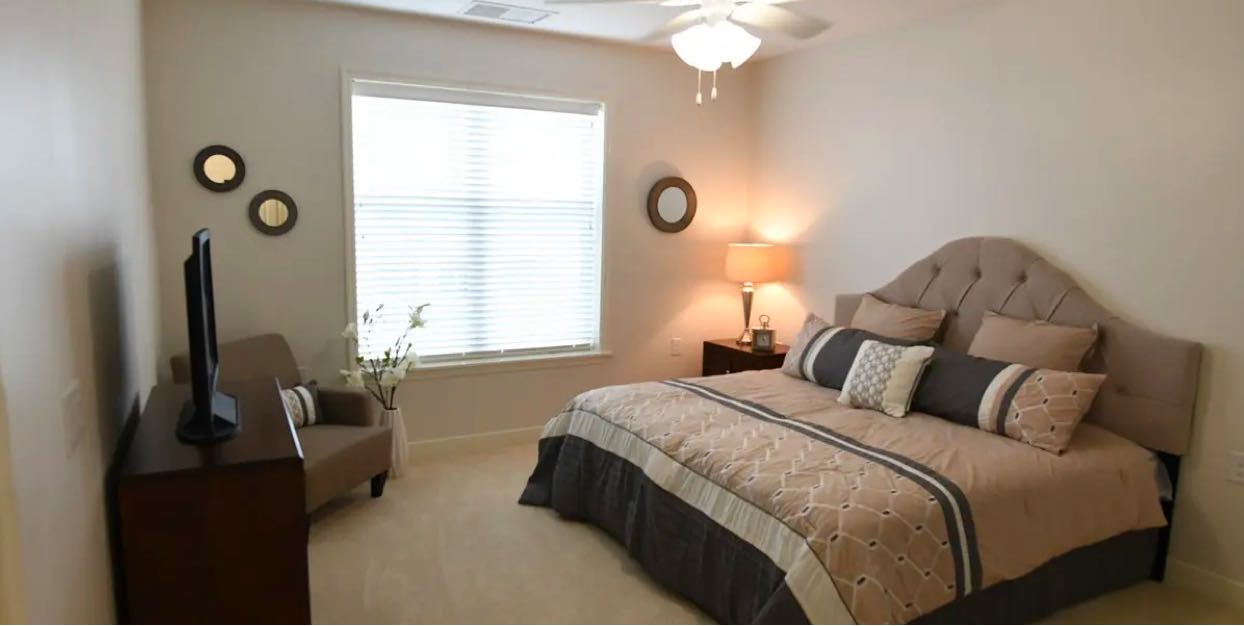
[170,334,392,512]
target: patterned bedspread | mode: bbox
[522,370,1165,624]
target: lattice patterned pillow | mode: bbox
[837,340,935,417]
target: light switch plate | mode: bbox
[62,380,84,453]
[670,337,683,356]
[1229,451,1244,485]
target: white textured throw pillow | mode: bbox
[280,382,321,428]
[838,340,934,417]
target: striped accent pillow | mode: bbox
[780,313,919,390]
[912,350,1106,454]
[280,381,322,429]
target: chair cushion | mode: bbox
[298,424,392,512]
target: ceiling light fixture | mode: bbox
[670,7,760,104]
[544,0,833,106]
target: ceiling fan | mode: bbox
[543,0,832,103]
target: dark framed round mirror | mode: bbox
[646,177,696,233]
[248,189,298,236]
[193,145,245,192]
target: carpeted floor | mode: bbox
[308,443,1243,624]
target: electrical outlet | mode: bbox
[670,337,683,356]
[1229,451,1244,485]
[62,379,84,454]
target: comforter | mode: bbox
[520,370,1165,624]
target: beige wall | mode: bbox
[750,0,1244,590]
[0,0,160,622]
[143,0,754,442]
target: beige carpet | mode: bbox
[309,444,1243,624]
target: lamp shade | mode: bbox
[725,243,789,283]
[671,24,723,72]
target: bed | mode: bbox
[520,237,1201,624]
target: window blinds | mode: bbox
[349,80,605,363]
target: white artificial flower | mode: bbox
[341,322,358,341]
[408,303,430,329]
[379,366,403,389]
[340,368,364,389]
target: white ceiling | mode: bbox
[314,0,989,59]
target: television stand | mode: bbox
[115,379,309,623]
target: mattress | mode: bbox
[520,369,1166,624]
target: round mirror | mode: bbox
[657,187,688,223]
[646,177,696,233]
[193,145,245,192]
[248,189,298,236]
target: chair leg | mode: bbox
[370,472,388,498]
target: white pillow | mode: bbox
[837,340,934,417]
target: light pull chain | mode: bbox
[711,70,718,101]
[695,70,703,105]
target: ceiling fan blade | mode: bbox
[730,3,831,39]
[640,9,707,41]
[657,0,702,6]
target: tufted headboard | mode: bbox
[834,237,1201,455]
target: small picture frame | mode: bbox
[753,315,776,353]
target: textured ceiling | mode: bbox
[310,0,990,59]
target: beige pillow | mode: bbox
[849,294,945,342]
[1004,369,1106,454]
[968,311,1098,371]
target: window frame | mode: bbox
[340,70,611,377]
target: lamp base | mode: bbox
[736,282,755,346]
[737,327,753,345]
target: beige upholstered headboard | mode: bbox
[834,237,1201,455]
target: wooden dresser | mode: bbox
[115,379,309,624]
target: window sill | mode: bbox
[404,350,613,381]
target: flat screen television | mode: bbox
[177,228,241,443]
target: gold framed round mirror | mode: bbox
[193,145,245,192]
[247,189,298,236]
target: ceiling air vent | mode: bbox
[460,1,555,25]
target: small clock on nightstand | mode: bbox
[702,339,790,376]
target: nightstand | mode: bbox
[702,339,790,376]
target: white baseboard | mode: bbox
[1166,558,1244,612]
[406,425,542,462]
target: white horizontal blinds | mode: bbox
[350,80,604,362]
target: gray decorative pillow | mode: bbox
[781,313,920,391]
[837,340,934,417]
[911,348,1106,454]
[280,381,321,428]
[780,313,834,379]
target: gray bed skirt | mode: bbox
[520,435,1160,625]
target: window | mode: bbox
[348,79,605,365]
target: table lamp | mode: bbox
[725,242,789,345]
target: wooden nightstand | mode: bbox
[702,339,790,376]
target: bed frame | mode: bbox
[528,237,1202,624]
[833,238,1201,607]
